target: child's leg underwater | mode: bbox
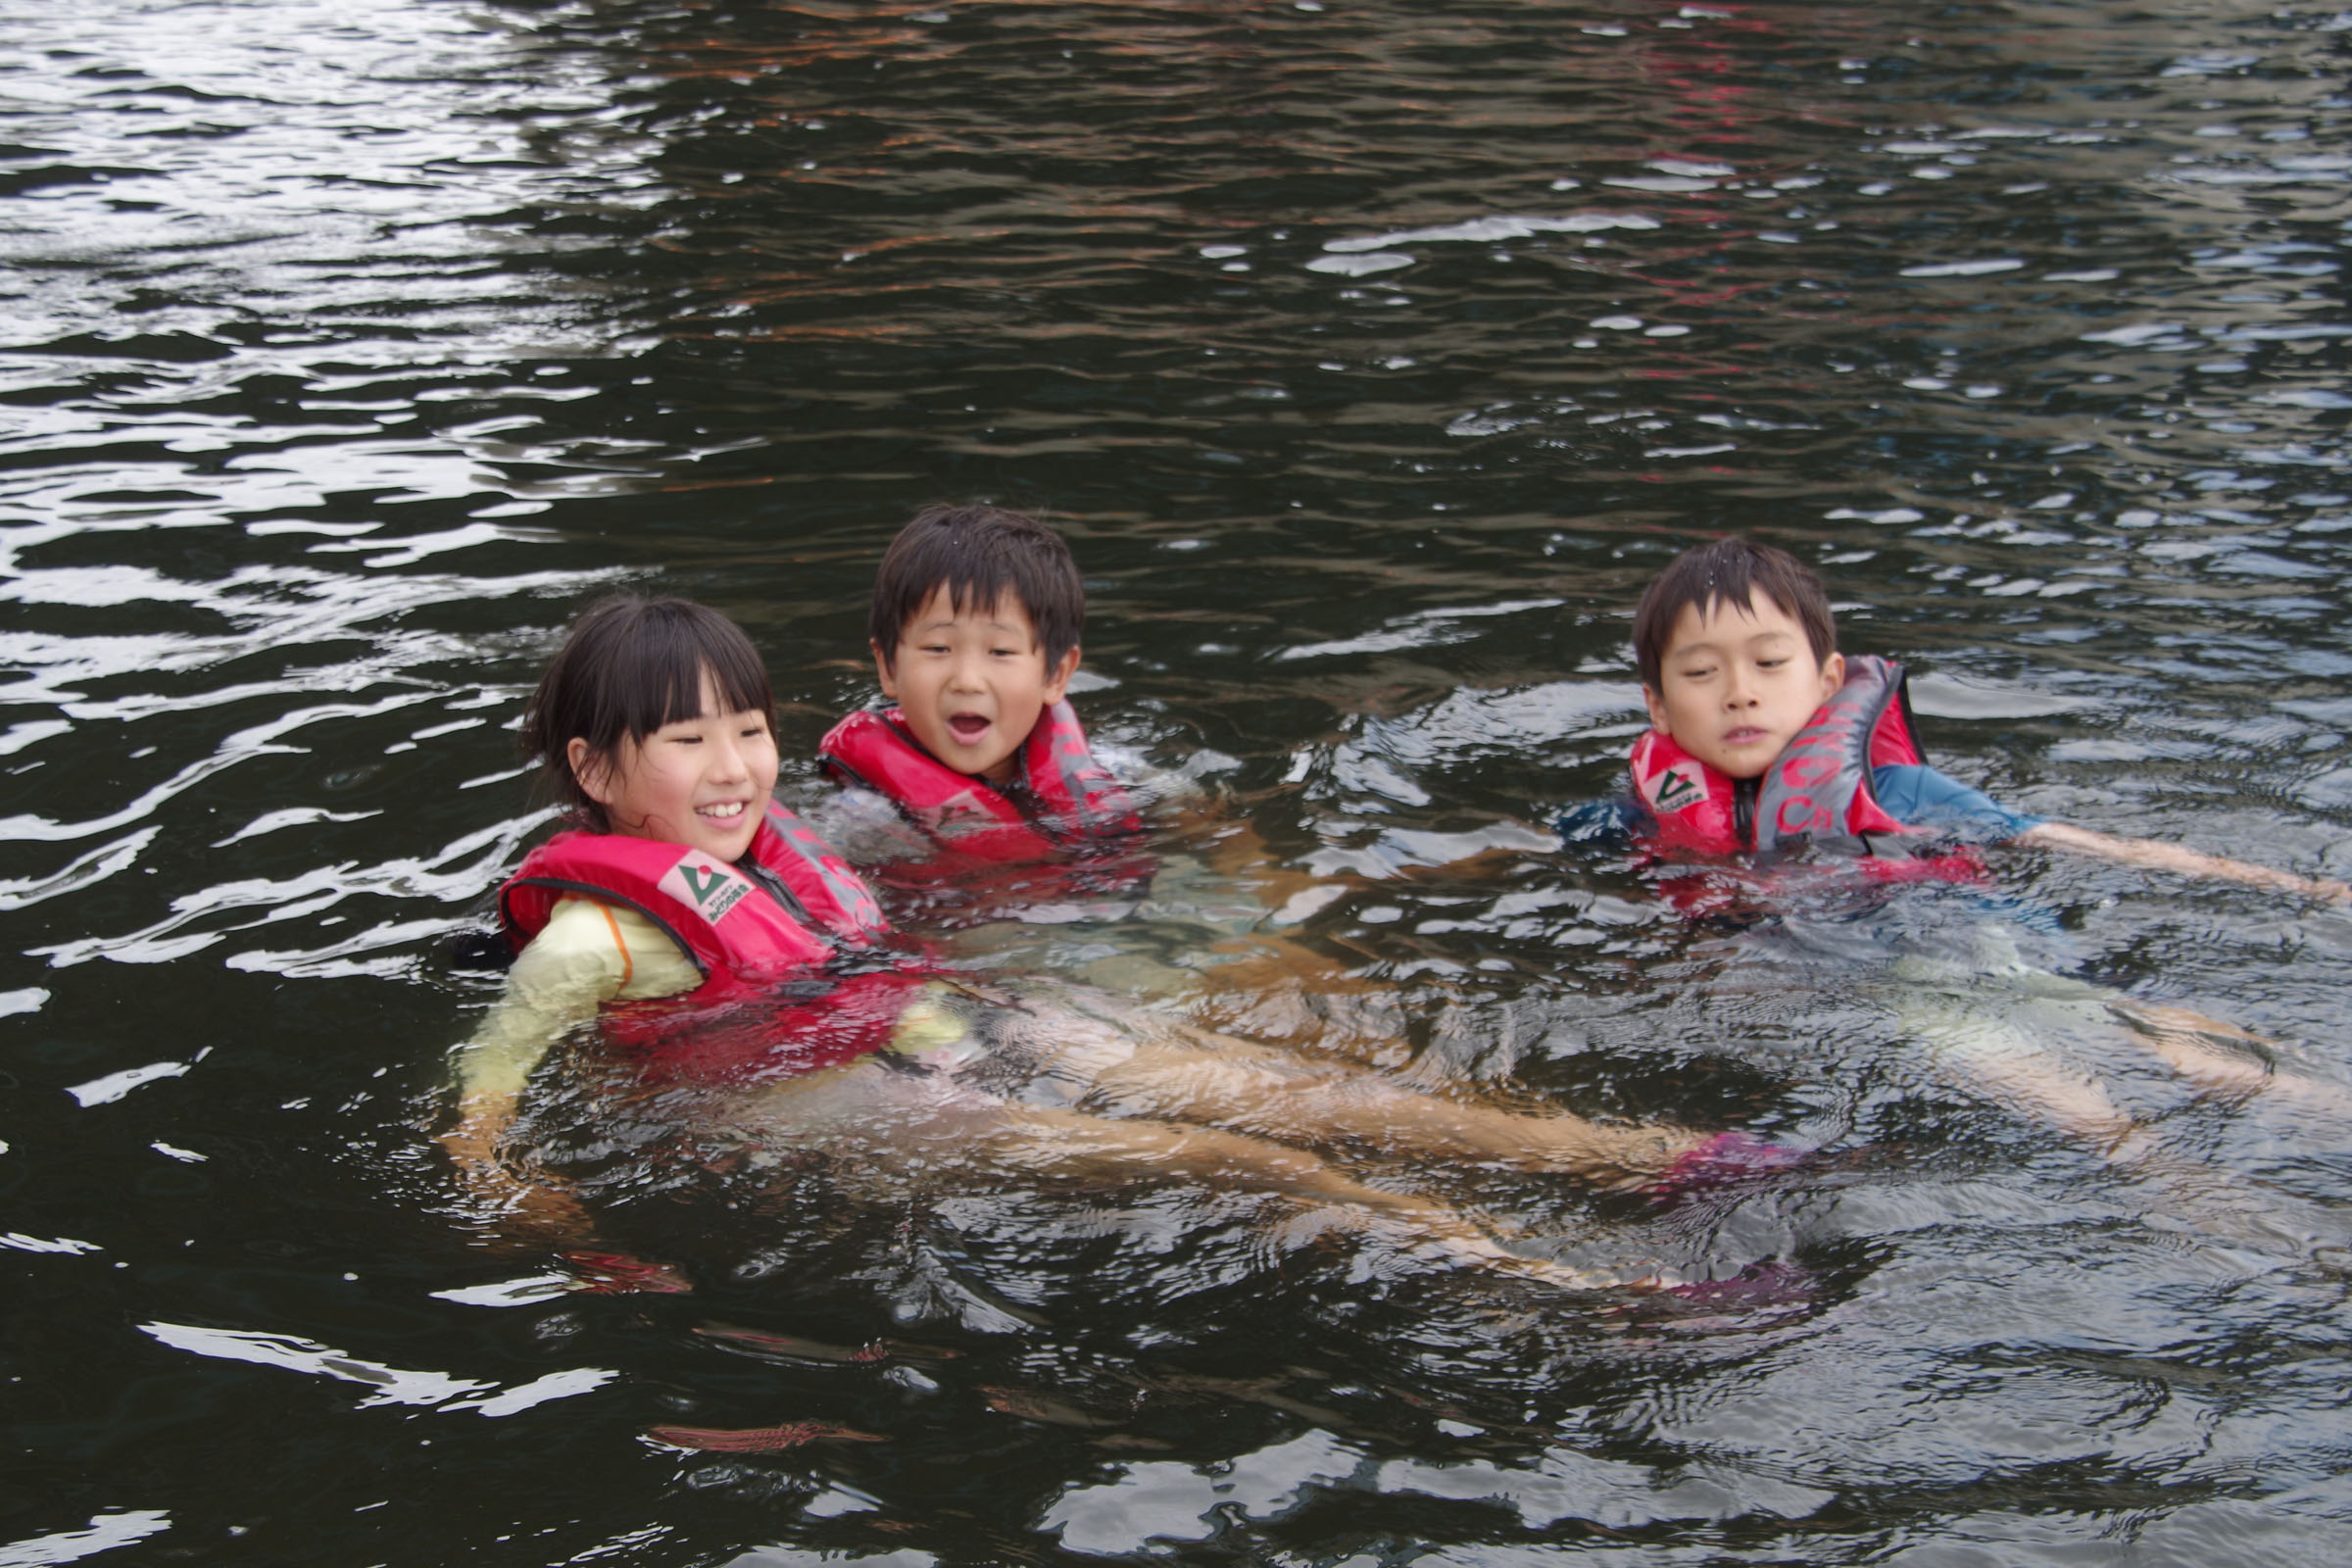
[977,985,1711,1188]
[1875,984,2352,1271]
[728,1052,1672,1292]
[967,1103,1664,1289]
[1896,930,2352,1129]
[1074,1022,1698,1189]
[2101,995,2352,1119]
[1890,983,2143,1151]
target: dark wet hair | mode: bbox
[1632,537,1837,690]
[867,504,1085,673]
[520,595,774,831]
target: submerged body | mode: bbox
[449,602,1761,1291]
[1569,716,2348,1160]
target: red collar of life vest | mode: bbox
[816,701,1141,860]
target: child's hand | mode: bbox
[2223,863,2351,904]
[440,1101,597,1252]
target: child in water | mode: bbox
[444,594,1780,1283]
[811,502,1472,1023]
[1616,536,2351,900]
[816,503,1139,863]
[1588,535,2349,1149]
[441,595,899,1228]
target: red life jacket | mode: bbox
[816,701,1142,861]
[497,804,914,1080]
[1629,656,1931,856]
[500,802,891,987]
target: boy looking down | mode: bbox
[1618,535,2348,902]
[1604,535,2352,1163]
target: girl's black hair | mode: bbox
[519,595,774,831]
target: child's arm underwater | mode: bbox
[1862,759,2346,899]
[2018,821,2351,905]
[1573,762,2349,904]
[442,900,700,1240]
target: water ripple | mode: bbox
[3,1,2350,1562]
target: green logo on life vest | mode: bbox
[675,859,751,921]
[1653,765,1705,811]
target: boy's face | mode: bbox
[1642,593,1844,780]
[874,586,1079,782]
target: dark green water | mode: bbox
[6,0,2352,1562]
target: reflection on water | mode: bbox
[5,0,2352,1562]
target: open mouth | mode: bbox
[698,801,748,821]
[947,713,992,745]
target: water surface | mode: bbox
[5,1,2352,1563]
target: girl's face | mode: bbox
[568,669,778,861]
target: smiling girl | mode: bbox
[441,596,894,1228]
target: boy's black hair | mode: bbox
[868,504,1084,672]
[520,595,774,832]
[1632,537,1837,690]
